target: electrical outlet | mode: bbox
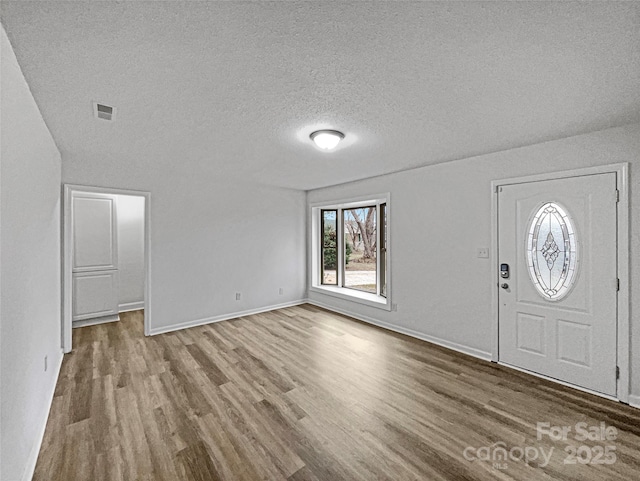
[278,288,284,295]
[235,292,241,301]
[44,355,48,372]
[392,303,398,312]
[477,248,490,258]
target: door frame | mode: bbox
[490,163,630,403]
[63,184,152,353]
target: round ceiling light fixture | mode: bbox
[310,129,345,150]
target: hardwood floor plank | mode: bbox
[194,412,264,481]
[185,343,230,386]
[176,441,223,481]
[256,399,359,481]
[218,381,305,477]
[33,307,640,481]
[152,403,189,454]
[131,376,181,481]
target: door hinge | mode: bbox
[615,189,620,203]
[616,366,620,379]
[616,278,620,291]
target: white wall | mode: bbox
[0,25,63,481]
[307,123,640,402]
[62,162,307,334]
[116,194,145,310]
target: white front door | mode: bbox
[498,173,618,396]
[72,193,119,321]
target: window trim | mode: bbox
[320,209,338,286]
[310,193,391,311]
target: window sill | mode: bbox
[309,285,391,311]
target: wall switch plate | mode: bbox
[235,292,241,300]
[477,248,490,258]
[278,288,284,295]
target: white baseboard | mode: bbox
[307,299,493,361]
[21,350,64,481]
[629,394,640,409]
[119,301,144,313]
[72,314,119,328]
[148,299,308,336]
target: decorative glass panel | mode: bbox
[526,202,578,301]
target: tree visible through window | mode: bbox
[344,207,377,293]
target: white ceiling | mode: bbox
[2,1,639,191]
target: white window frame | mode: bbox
[310,193,391,310]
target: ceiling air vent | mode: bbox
[93,102,116,121]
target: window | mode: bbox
[343,206,377,293]
[321,210,338,285]
[312,196,389,309]
[380,202,387,297]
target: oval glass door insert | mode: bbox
[526,202,579,301]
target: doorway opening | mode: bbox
[62,185,151,353]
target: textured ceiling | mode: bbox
[2,1,639,190]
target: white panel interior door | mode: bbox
[73,270,119,320]
[72,193,119,321]
[498,173,617,396]
[73,195,118,271]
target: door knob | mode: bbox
[501,283,509,289]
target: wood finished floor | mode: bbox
[34,305,640,481]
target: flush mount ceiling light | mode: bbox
[310,130,345,150]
